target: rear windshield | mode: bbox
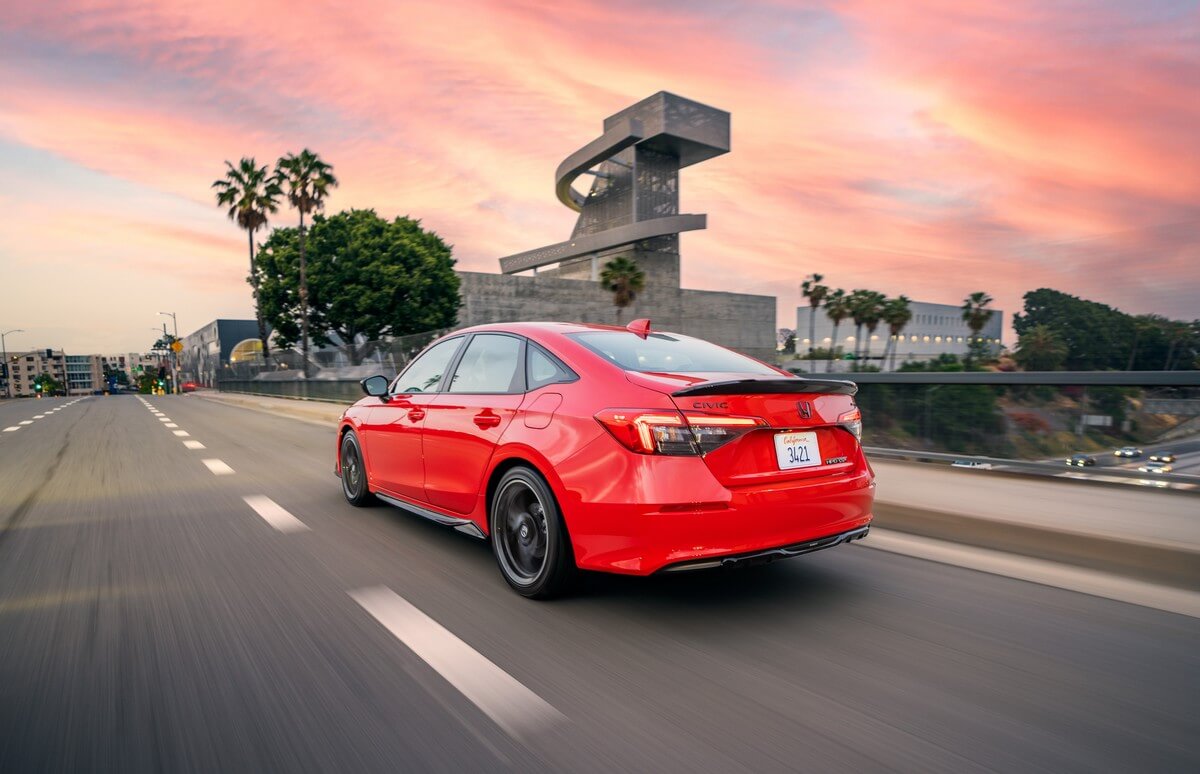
[570,331,778,374]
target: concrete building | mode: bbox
[179,319,261,387]
[457,92,776,360]
[101,353,161,387]
[4,349,68,396]
[65,354,104,395]
[796,300,1003,368]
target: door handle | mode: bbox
[407,408,426,422]
[473,410,502,429]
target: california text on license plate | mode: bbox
[774,431,822,471]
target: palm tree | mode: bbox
[881,295,913,370]
[599,256,646,322]
[212,158,281,364]
[961,291,995,364]
[276,149,338,377]
[800,273,829,362]
[823,289,850,372]
[1013,324,1067,371]
[858,291,887,364]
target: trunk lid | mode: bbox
[630,372,863,487]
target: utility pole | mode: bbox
[1,329,24,399]
[159,312,180,394]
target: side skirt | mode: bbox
[374,492,487,540]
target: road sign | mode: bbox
[171,340,183,353]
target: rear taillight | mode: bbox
[837,408,862,442]
[595,409,764,456]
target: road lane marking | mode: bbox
[33,414,44,419]
[182,440,205,449]
[860,529,1200,619]
[165,423,178,428]
[243,495,310,533]
[349,586,565,740]
[19,421,32,425]
[158,417,171,422]
[3,427,18,432]
[173,430,190,436]
[201,459,234,475]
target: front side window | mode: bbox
[448,334,523,393]
[392,337,462,393]
[570,331,778,374]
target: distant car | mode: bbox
[951,460,993,470]
[1114,446,1142,458]
[1065,453,1096,467]
[1138,461,1173,474]
[1148,451,1176,463]
[181,381,198,392]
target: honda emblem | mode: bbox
[797,400,812,419]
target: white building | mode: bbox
[796,300,1003,368]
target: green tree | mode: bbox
[276,149,338,376]
[823,289,850,372]
[1012,288,1139,370]
[800,273,829,360]
[1014,324,1068,371]
[255,209,460,364]
[33,373,63,395]
[858,290,887,364]
[881,295,913,370]
[212,157,281,362]
[599,256,645,323]
[961,291,995,365]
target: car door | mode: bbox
[422,333,525,514]
[362,336,464,501]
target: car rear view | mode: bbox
[561,328,874,574]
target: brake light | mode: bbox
[837,408,862,442]
[595,409,763,455]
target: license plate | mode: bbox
[774,431,822,471]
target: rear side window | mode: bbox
[393,337,461,393]
[570,331,777,374]
[448,334,524,393]
[526,345,576,390]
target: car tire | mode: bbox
[340,430,375,507]
[490,466,577,599]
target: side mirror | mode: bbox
[361,375,390,401]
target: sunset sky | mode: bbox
[1,0,1197,353]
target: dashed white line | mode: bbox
[19,421,32,425]
[158,417,171,422]
[349,586,565,741]
[33,414,44,419]
[243,495,310,533]
[201,459,234,476]
[172,430,190,437]
[3,427,18,432]
[165,423,178,428]
[182,440,205,449]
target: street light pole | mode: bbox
[1,328,24,399]
[159,312,179,395]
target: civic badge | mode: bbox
[797,400,812,419]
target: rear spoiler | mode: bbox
[671,378,857,397]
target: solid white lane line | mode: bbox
[349,586,565,740]
[172,430,190,436]
[19,421,32,425]
[860,529,1200,619]
[165,423,178,428]
[3,427,18,432]
[201,459,234,475]
[243,495,310,534]
[182,440,205,449]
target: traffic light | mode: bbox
[45,349,53,359]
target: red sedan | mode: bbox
[336,321,874,598]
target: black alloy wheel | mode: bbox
[490,467,576,599]
[340,431,374,506]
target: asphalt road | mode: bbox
[1,395,1197,773]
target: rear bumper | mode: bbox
[659,525,870,572]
